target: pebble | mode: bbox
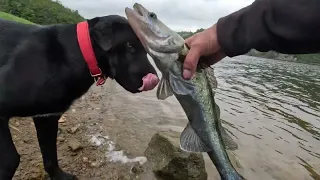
[57,128,63,135]
[68,124,81,134]
[90,161,104,168]
[130,162,144,174]
[82,157,89,163]
[23,139,31,144]
[58,116,66,123]
[57,136,65,142]
[68,138,83,152]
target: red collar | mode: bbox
[76,21,106,86]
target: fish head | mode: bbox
[125,3,186,72]
[125,3,185,53]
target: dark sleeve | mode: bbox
[216,0,320,57]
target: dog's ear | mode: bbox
[90,23,113,51]
[90,17,130,52]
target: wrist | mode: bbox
[209,24,221,50]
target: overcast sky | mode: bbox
[59,0,254,31]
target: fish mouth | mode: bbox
[125,3,149,22]
[125,3,185,53]
[125,3,150,50]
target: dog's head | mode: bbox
[88,15,159,93]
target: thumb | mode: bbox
[183,46,201,80]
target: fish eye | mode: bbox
[149,12,157,19]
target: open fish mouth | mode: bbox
[125,3,150,50]
[125,3,149,20]
[125,3,182,53]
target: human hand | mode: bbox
[183,24,226,80]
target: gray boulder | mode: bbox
[145,131,207,180]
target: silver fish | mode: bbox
[125,3,244,180]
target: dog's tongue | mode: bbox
[138,73,159,91]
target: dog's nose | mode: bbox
[138,73,160,91]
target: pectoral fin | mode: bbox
[156,78,173,100]
[180,123,211,152]
[156,70,194,99]
[168,71,194,96]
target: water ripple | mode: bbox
[213,56,320,179]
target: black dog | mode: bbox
[0,15,158,180]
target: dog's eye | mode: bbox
[127,42,133,48]
[127,42,135,52]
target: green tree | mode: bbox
[0,0,85,25]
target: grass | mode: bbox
[0,11,34,24]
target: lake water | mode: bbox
[100,55,320,180]
[213,56,320,180]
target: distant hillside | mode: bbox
[177,29,320,65]
[178,28,204,39]
[0,0,85,25]
[246,49,320,65]
[0,11,33,24]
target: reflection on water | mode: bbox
[213,56,320,180]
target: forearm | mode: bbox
[216,0,320,57]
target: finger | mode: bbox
[184,36,193,46]
[183,46,201,80]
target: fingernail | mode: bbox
[183,69,192,79]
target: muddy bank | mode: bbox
[10,80,221,180]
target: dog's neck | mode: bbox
[76,21,106,86]
[53,21,114,87]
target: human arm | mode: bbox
[183,0,320,79]
[217,0,320,57]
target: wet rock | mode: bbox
[145,131,207,180]
[130,162,144,174]
[90,135,108,147]
[68,138,83,152]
